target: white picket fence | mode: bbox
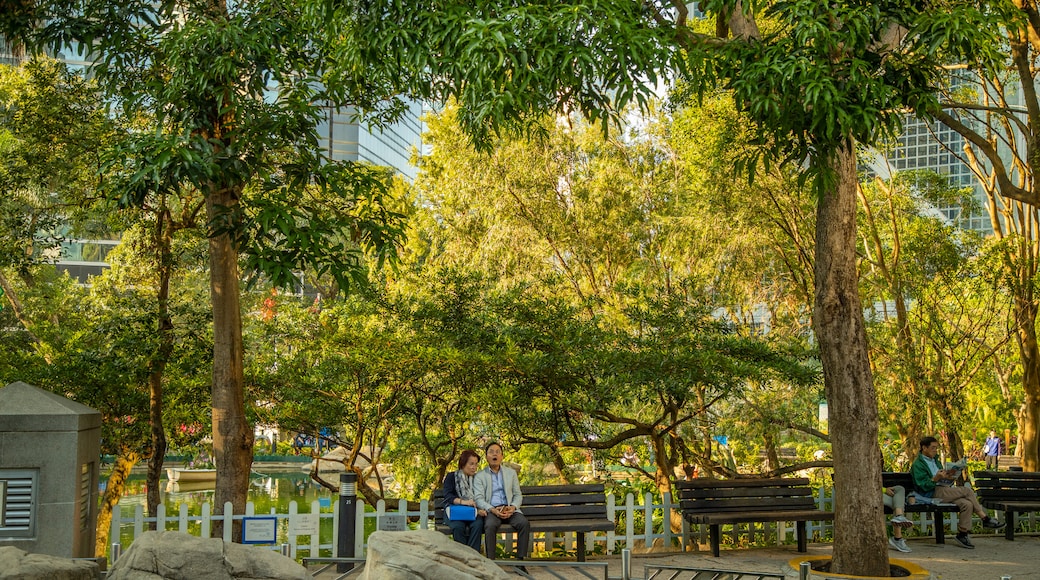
[112,485,1037,562]
[110,487,840,562]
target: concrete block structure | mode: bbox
[0,381,101,558]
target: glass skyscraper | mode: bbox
[1,41,425,283]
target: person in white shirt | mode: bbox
[473,441,531,559]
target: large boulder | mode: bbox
[0,546,99,580]
[107,531,307,580]
[363,530,509,580]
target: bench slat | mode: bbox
[520,484,605,495]
[675,477,810,489]
[522,493,607,506]
[681,497,817,511]
[688,509,834,525]
[678,488,813,500]
[521,505,610,518]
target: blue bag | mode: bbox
[446,505,477,521]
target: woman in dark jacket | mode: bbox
[443,449,486,552]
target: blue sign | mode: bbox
[241,516,278,544]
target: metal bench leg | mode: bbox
[576,532,586,562]
[1004,510,1015,541]
[710,524,721,557]
[796,521,807,552]
[681,516,689,552]
[933,511,945,544]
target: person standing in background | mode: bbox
[983,430,1001,470]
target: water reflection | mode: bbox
[112,468,334,515]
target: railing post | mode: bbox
[799,560,811,580]
[111,543,122,564]
[337,472,358,573]
[621,548,631,580]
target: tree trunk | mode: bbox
[1014,295,1040,470]
[763,431,779,472]
[145,367,167,528]
[95,451,140,558]
[548,443,573,483]
[207,186,252,540]
[146,215,174,524]
[813,142,888,576]
[648,430,683,533]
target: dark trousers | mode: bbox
[484,511,531,559]
[986,454,998,469]
[448,517,484,552]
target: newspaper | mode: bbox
[937,457,967,486]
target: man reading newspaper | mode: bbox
[911,436,1005,549]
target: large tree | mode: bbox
[4,1,406,530]
[926,2,1040,468]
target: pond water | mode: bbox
[107,467,345,553]
[111,467,333,512]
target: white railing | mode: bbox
[111,486,1033,562]
[112,491,687,562]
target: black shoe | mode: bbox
[983,518,1006,529]
[953,534,975,549]
[516,565,530,576]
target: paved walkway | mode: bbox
[309,535,1039,579]
[616,535,1039,580]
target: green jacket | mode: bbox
[910,453,940,495]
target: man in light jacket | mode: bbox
[473,441,531,559]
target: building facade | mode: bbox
[1,42,425,283]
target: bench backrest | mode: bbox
[882,471,913,491]
[675,477,818,514]
[974,470,1040,503]
[432,483,610,525]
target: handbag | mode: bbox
[446,504,477,521]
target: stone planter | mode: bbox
[782,556,933,580]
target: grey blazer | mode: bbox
[473,465,524,512]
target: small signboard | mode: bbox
[241,516,278,544]
[318,497,331,509]
[291,512,320,537]
[378,514,407,531]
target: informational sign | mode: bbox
[241,516,278,544]
[291,513,320,537]
[318,497,331,509]
[378,514,407,531]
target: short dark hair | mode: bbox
[920,436,938,450]
[457,449,480,471]
[485,441,503,454]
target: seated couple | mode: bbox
[442,441,531,559]
[908,436,1005,549]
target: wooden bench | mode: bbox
[676,477,834,557]
[882,472,960,545]
[997,455,1021,469]
[433,483,616,561]
[974,470,1040,540]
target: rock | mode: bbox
[0,546,99,580]
[364,530,509,580]
[106,531,308,580]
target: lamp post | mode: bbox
[337,471,358,572]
